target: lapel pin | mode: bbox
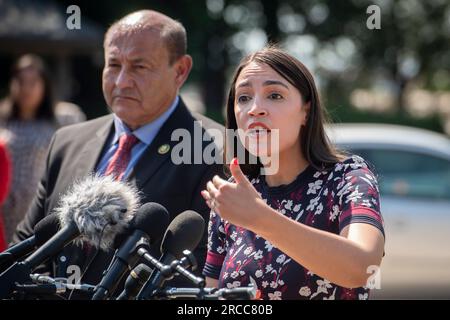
[158,144,170,155]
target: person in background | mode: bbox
[0,140,11,251]
[0,54,84,243]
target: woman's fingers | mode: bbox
[204,176,231,213]
[201,190,211,200]
[201,190,214,210]
[212,175,227,189]
[206,181,218,197]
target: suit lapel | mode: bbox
[74,115,114,178]
[69,116,114,274]
[129,100,194,190]
[70,103,194,192]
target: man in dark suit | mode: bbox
[12,10,223,297]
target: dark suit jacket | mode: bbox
[13,99,224,298]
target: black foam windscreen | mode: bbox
[34,214,61,247]
[160,210,205,259]
[132,202,170,244]
[132,263,152,281]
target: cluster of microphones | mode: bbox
[0,175,255,300]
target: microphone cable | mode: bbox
[67,222,109,300]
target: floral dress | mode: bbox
[203,155,385,300]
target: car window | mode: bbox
[351,148,450,200]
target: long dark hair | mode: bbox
[6,54,55,121]
[225,46,346,178]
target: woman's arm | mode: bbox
[205,276,219,288]
[202,159,385,288]
[254,204,384,288]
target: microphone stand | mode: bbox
[136,248,205,300]
[152,285,257,300]
[9,274,96,300]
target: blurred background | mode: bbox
[0,0,449,299]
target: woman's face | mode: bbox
[234,61,309,159]
[11,68,45,116]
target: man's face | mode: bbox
[102,30,179,129]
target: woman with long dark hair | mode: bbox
[201,46,385,300]
[0,54,58,243]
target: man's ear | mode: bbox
[174,54,193,88]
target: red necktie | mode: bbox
[104,133,139,181]
[81,134,138,259]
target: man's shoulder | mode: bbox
[54,114,113,137]
[48,114,113,152]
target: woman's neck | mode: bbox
[264,147,309,187]
[19,107,37,121]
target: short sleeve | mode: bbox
[202,210,227,279]
[334,156,385,238]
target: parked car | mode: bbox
[327,123,450,299]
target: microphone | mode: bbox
[54,174,139,251]
[0,175,139,299]
[0,218,79,299]
[116,249,200,300]
[136,210,205,299]
[0,214,60,273]
[29,274,96,294]
[91,202,170,300]
[116,263,152,300]
[137,248,205,292]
